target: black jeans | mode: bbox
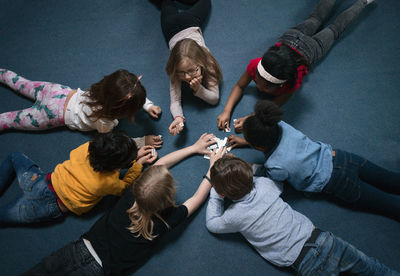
[323,149,400,221]
[278,0,369,64]
[161,0,211,43]
[22,238,103,276]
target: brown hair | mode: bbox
[166,38,222,87]
[84,69,146,121]
[126,165,176,240]
[210,156,253,200]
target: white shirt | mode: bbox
[64,89,154,133]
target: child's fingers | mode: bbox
[147,152,158,163]
[217,146,227,155]
[202,133,215,141]
[154,106,162,114]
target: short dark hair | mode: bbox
[210,155,253,200]
[243,100,283,151]
[88,129,138,172]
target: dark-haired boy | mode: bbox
[206,155,397,275]
[0,130,156,225]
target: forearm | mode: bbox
[194,84,219,105]
[223,84,243,114]
[183,169,212,216]
[122,162,143,186]
[170,80,184,118]
[142,97,154,112]
[154,145,196,168]
[205,188,228,233]
[132,136,145,148]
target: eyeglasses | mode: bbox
[177,66,201,77]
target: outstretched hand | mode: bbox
[227,135,249,149]
[209,146,227,168]
[193,133,216,155]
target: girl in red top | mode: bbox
[217,0,375,132]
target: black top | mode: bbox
[83,186,188,276]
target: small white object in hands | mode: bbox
[223,122,231,133]
[204,137,231,159]
[151,148,156,157]
[179,122,184,128]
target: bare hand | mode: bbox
[145,135,163,149]
[137,145,157,164]
[147,105,162,119]
[217,110,231,131]
[169,117,185,136]
[209,146,227,168]
[193,133,216,155]
[233,115,250,133]
[227,135,249,149]
[189,75,203,92]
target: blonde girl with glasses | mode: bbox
[161,0,223,136]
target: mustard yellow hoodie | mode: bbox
[52,142,142,215]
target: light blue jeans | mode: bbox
[0,152,63,225]
[296,231,399,275]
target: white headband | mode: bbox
[257,61,287,84]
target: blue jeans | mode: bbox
[296,231,399,275]
[278,0,369,64]
[22,238,103,276]
[0,152,63,225]
[323,149,400,221]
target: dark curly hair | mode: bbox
[88,129,138,172]
[243,100,284,152]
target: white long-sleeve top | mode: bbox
[64,88,153,136]
[168,27,219,118]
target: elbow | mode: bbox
[202,92,219,105]
[205,220,217,233]
[209,94,219,105]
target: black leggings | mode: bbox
[161,0,211,43]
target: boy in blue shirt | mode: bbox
[205,155,397,275]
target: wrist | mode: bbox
[222,108,232,115]
[203,174,211,183]
[174,116,185,122]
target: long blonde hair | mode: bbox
[126,165,176,240]
[166,38,223,87]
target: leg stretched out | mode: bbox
[0,69,71,131]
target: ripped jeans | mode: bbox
[323,149,400,222]
[0,152,63,225]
